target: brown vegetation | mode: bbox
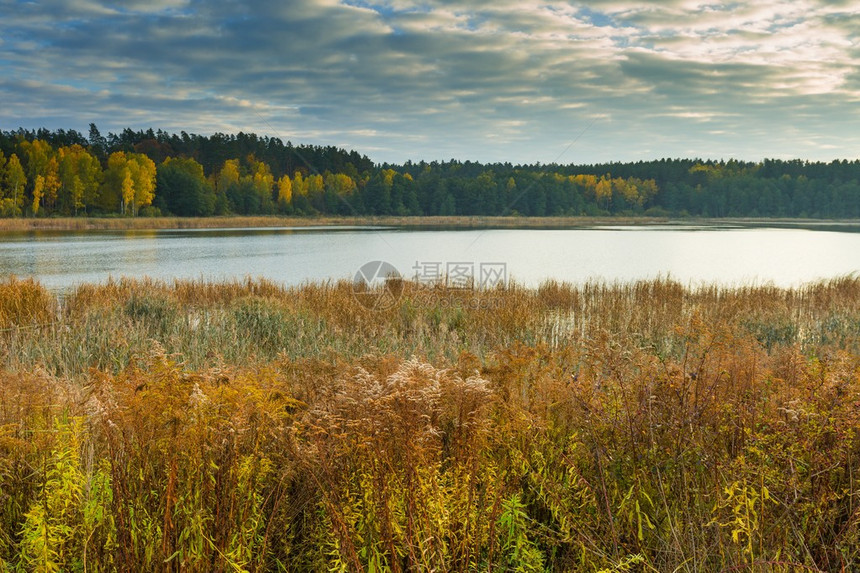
[0,215,682,233]
[0,275,859,571]
[2,215,858,234]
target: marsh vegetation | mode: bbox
[1,275,859,571]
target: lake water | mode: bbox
[0,223,858,291]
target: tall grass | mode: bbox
[0,276,859,571]
[0,216,355,232]
[0,215,675,233]
[0,277,55,330]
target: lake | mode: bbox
[0,223,858,291]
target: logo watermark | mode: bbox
[412,261,508,290]
[352,260,404,311]
[352,260,507,310]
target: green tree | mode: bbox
[249,159,275,214]
[18,139,53,184]
[223,158,275,214]
[214,159,241,215]
[156,157,215,216]
[362,171,392,215]
[305,173,325,212]
[323,172,357,214]
[0,152,13,216]
[290,171,311,213]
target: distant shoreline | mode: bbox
[0,215,858,232]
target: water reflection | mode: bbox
[0,224,857,291]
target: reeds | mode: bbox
[0,277,55,330]
[0,276,859,571]
[0,215,674,233]
[0,216,345,232]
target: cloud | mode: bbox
[1,0,858,163]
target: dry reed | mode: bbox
[0,276,858,571]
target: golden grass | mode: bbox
[0,276,56,329]
[0,276,859,571]
[1,215,859,233]
[0,215,680,232]
[0,215,356,231]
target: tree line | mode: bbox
[1,126,859,218]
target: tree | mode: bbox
[214,159,241,214]
[216,159,240,192]
[305,173,324,212]
[18,139,57,214]
[28,157,60,216]
[0,153,6,210]
[403,179,419,214]
[277,174,292,213]
[249,159,275,214]
[291,171,311,213]
[19,139,53,183]
[32,176,44,215]
[102,152,156,215]
[3,154,26,215]
[362,171,392,215]
[42,157,61,214]
[220,158,275,214]
[88,123,107,160]
[323,172,356,214]
[57,145,102,215]
[595,177,612,212]
[122,170,135,214]
[0,152,10,216]
[292,171,306,197]
[132,156,157,215]
[156,157,215,216]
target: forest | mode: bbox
[1,126,860,218]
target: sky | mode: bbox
[2,0,859,165]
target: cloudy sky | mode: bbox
[2,0,859,164]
